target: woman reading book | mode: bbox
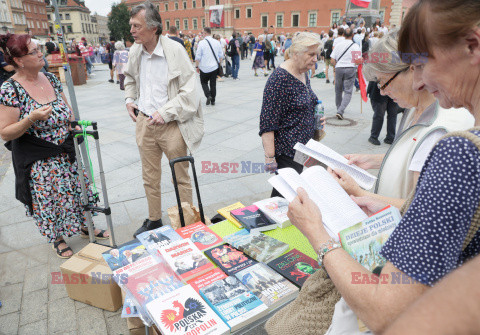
[328,30,473,209]
[287,1,480,333]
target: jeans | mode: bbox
[248,44,254,57]
[200,69,218,102]
[335,67,357,115]
[370,98,400,141]
[85,56,92,75]
[232,54,240,79]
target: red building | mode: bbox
[23,0,49,38]
[123,0,412,36]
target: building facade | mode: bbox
[47,0,99,45]
[7,0,27,34]
[93,14,109,45]
[23,0,49,38]
[122,0,413,37]
[0,0,13,33]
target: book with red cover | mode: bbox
[187,268,228,293]
[267,249,320,287]
[230,205,278,233]
[176,222,223,251]
[159,239,214,282]
[204,244,257,276]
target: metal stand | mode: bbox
[72,121,116,247]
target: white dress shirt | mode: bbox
[331,39,361,68]
[195,36,223,73]
[126,38,169,116]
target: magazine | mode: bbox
[102,239,149,271]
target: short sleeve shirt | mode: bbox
[380,130,480,286]
[259,67,318,158]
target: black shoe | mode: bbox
[384,138,394,145]
[116,81,120,84]
[133,218,163,238]
[108,79,114,83]
[326,79,330,83]
[211,101,215,106]
[368,137,381,145]
[336,113,344,120]
[206,97,211,105]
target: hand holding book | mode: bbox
[328,167,364,197]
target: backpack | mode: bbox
[227,39,237,57]
[265,40,272,52]
[324,39,334,59]
[250,35,255,44]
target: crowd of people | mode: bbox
[1,0,480,332]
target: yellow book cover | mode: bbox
[217,202,244,228]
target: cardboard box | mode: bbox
[60,243,122,311]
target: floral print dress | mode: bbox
[0,72,95,242]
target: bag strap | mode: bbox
[205,38,220,65]
[336,42,355,63]
[400,127,480,251]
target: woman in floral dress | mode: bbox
[0,34,109,258]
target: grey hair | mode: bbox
[115,41,125,50]
[289,32,322,55]
[363,29,410,82]
[130,1,162,36]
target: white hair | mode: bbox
[114,41,125,50]
[289,32,322,55]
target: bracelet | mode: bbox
[27,115,35,124]
[316,239,341,268]
[265,154,275,159]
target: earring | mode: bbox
[21,64,25,68]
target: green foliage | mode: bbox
[107,2,132,42]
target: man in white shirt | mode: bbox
[195,27,224,106]
[331,28,362,119]
[124,2,203,238]
[332,27,345,49]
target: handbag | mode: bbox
[205,39,224,77]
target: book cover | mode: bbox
[137,225,183,260]
[115,255,184,306]
[102,239,150,271]
[121,291,141,318]
[146,284,230,335]
[176,222,223,251]
[224,231,289,263]
[254,197,291,228]
[187,268,228,294]
[204,244,257,276]
[267,249,320,287]
[159,239,214,282]
[217,202,245,228]
[338,206,402,272]
[235,263,299,310]
[230,205,278,233]
[199,276,268,332]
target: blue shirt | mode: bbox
[381,130,480,286]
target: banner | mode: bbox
[209,5,224,28]
[350,0,371,8]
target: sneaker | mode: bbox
[211,101,215,106]
[368,137,381,146]
[133,218,163,238]
[108,79,114,83]
[336,113,344,120]
[206,97,212,105]
[264,73,269,77]
[384,138,394,145]
[255,73,258,77]
[116,81,120,84]
[326,79,330,83]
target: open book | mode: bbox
[268,166,368,239]
[294,140,377,190]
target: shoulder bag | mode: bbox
[205,39,224,77]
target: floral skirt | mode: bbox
[28,154,96,243]
[252,55,265,70]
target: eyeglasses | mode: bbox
[377,70,403,91]
[25,48,41,56]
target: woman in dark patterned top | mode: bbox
[259,32,322,197]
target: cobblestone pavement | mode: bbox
[0,139,11,185]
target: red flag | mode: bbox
[351,0,371,8]
[358,64,368,102]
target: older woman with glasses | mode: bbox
[0,34,109,259]
[329,30,474,209]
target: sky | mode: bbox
[84,0,118,16]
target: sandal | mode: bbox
[80,226,110,240]
[52,239,73,259]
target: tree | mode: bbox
[107,2,131,42]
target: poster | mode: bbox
[209,5,224,28]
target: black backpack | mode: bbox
[324,39,334,59]
[227,39,237,57]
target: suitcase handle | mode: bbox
[169,156,205,227]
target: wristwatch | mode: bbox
[316,239,341,268]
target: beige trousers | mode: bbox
[136,113,192,220]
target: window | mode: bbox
[202,18,205,28]
[165,20,170,30]
[215,0,219,4]
[33,5,37,13]
[67,25,72,33]
[47,14,51,20]
[193,18,197,29]
[165,3,168,11]
[246,7,252,18]
[234,8,240,19]
[201,0,205,7]
[261,15,268,28]
[37,21,40,28]
[379,8,385,21]
[66,13,70,20]
[184,19,188,29]
[330,10,340,26]
[183,1,186,9]
[175,2,178,10]
[175,19,180,29]
[292,13,299,27]
[59,13,63,20]
[276,14,283,28]
[192,0,196,8]
[308,12,317,27]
